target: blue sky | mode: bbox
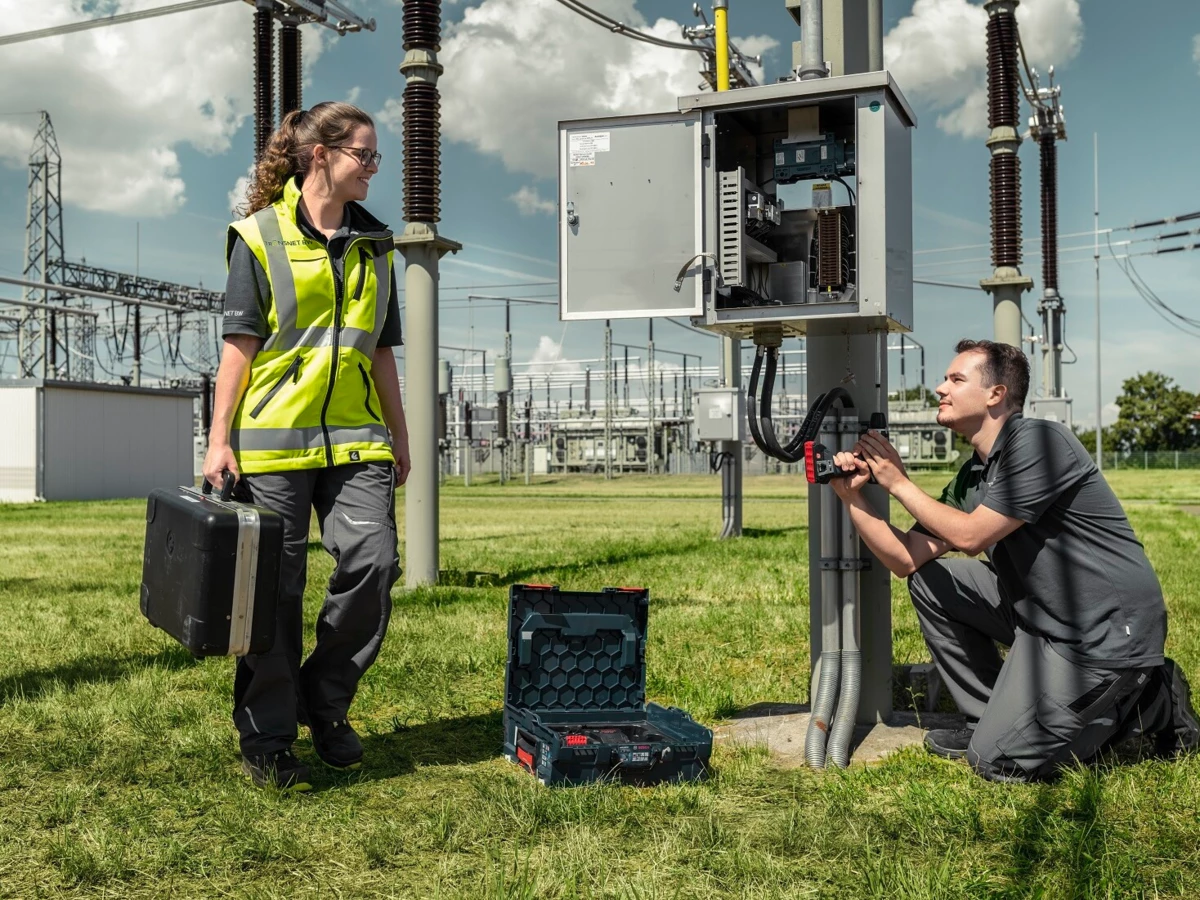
[1,0,1198,427]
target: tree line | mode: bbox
[1074,372,1199,453]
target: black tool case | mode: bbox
[502,584,712,786]
[140,476,283,657]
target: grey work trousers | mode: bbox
[233,462,400,756]
[908,558,1173,782]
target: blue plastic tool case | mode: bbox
[502,584,712,786]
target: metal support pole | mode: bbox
[716,0,741,536]
[604,320,614,479]
[133,304,142,387]
[714,1,730,92]
[720,335,742,538]
[1094,132,1102,469]
[866,0,883,71]
[801,1,890,726]
[807,328,891,724]
[647,321,655,475]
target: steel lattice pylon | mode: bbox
[18,111,91,379]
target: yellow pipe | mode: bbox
[714,2,730,92]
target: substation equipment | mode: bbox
[558,47,916,765]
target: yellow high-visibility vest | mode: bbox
[226,176,395,473]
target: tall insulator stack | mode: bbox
[280,18,303,118]
[986,5,1021,269]
[979,0,1032,349]
[402,0,442,224]
[253,0,275,161]
[1031,67,1067,401]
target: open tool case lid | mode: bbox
[505,584,650,715]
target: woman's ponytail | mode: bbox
[235,102,375,219]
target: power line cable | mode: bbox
[1106,233,1200,338]
[552,0,709,53]
[399,280,556,294]
[1127,210,1200,231]
[0,0,239,47]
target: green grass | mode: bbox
[1,472,1199,898]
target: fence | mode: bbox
[1089,451,1200,470]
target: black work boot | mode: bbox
[1156,659,1200,759]
[309,717,364,769]
[241,749,312,791]
[924,727,973,760]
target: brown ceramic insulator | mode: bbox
[403,0,442,51]
[403,82,441,223]
[254,8,275,161]
[986,12,1020,129]
[990,154,1022,268]
[1039,130,1058,291]
[280,22,302,117]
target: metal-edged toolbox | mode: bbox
[140,473,283,657]
[503,584,712,786]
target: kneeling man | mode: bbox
[831,338,1198,782]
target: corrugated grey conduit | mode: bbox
[826,408,862,768]
[804,414,842,768]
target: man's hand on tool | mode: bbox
[854,430,909,491]
[830,451,872,498]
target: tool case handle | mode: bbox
[518,613,641,669]
[201,471,237,502]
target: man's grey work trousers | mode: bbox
[908,558,1173,782]
[233,462,400,756]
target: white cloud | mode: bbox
[379,0,776,179]
[1193,34,1200,74]
[509,184,555,216]
[0,1,325,217]
[345,85,363,105]
[885,0,1083,139]
[227,165,256,219]
[526,335,581,375]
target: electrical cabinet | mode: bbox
[559,71,915,341]
[694,388,745,442]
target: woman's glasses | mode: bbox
[331,146,382,168]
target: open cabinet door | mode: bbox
[558,111,704,321]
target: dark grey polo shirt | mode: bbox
[223,201,402,347]
[923,414,1167,669]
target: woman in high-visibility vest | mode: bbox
[204,102,409,791]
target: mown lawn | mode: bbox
[1,471,1199,899]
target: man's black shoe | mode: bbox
[309,717,364,769]
[1156,659,1200,759]
[241,749,312,791]
[924,727,973,760]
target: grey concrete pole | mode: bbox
[397,1,461,588]
[398,234,456,588]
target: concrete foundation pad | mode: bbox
[715,702,967,767]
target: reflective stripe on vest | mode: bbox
[231,423,390,453]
